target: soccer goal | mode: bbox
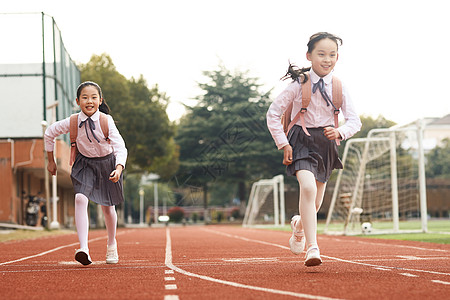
[324,121,428,235]
[243,175,285,227]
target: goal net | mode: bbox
[243,175,285,227]
[324,123,428,235]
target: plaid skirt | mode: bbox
[71,152,124,206]
[286,125,343,183]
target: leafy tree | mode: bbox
[78,54,178,178]
[425,138,450,179]
[175,65,285,207]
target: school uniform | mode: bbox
[45,110,127,206]
[266,69,361,182]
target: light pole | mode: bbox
[139,188,144,226]
[47,101,59,229]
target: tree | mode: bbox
[175,65,285,207]
[426,138,450,179]
[78,53,179,179]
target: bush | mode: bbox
[168,206,185,223]
[231,207,240,219]
[191,212,198,223]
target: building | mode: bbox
[0,13,79,227]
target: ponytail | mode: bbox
[280,63,310,84]
[99,100,110,115]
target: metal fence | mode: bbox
[0,12,80,138]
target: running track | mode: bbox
[1,226,449,299]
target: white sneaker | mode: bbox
[289,215,305,255]
[106,244,119,264]
[304,246,322,267]
[75,248,92,266]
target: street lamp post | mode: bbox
[47,101,59,229]
[139,188,144,226]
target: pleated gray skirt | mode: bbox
[286,125,343,183]
[71,152,124,206]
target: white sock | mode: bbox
[296,170,319,248]
[102,205,117,247]
[75,193,89,249]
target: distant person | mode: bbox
[45,81,127,266]
[266,32,361,266]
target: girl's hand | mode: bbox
[47,160,57,176]
[109,164,124,183]
[324,127,342,141]
[282,144,293,165]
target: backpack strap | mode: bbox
[69,113,79,166]
[331,76,343,145]
[285,78,311,137]
[99,112,110,142]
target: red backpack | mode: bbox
[69,113,109,166]
[281,74,343,145]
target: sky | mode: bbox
[2,0,449,125]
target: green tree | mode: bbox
[78,53,179,178]
[175,65,285,207]
[425,138,450,179]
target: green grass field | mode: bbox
[273,219,450,245]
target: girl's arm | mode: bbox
[47,151,57,175]
[44,118,70,175]
[266,82,301,149]
[44,118,70,153]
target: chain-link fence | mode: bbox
[0,12,80,139]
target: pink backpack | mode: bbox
[281,73,343,145]
[69,113,109,165]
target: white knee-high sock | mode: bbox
[75,193,89,249]
[296,170,319,249]
[315,181,327,213]
[101,205,117,247]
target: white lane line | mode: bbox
[165,270,174,274]
[165,277,176,281]
[165,228,344,300]
[431,280,450,285]
[400,273,419,277]
[202,228,450,277]
[164,296,179,300]
[165,284,177,290]
[396,256,425,260]
[0,230,131,266]
[373,267,391,271]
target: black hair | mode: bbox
[281,32,343,84]
[76,81,110,114]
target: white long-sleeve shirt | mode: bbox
[266,69,361,149]
[44,110,127,168]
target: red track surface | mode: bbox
[1,226,449,299]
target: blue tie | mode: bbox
[79,117,100,143]
[313,78,338,110]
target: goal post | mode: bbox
[324,121,427,235]
[243,175,285,227]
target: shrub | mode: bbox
[230,207,240,219]
[168,206,185,223]
[191,212,198,223]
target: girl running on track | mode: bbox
[45,81,127,266]
[266,32,361,266]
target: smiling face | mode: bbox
[306,38,339,77]
[76,85,102,117]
